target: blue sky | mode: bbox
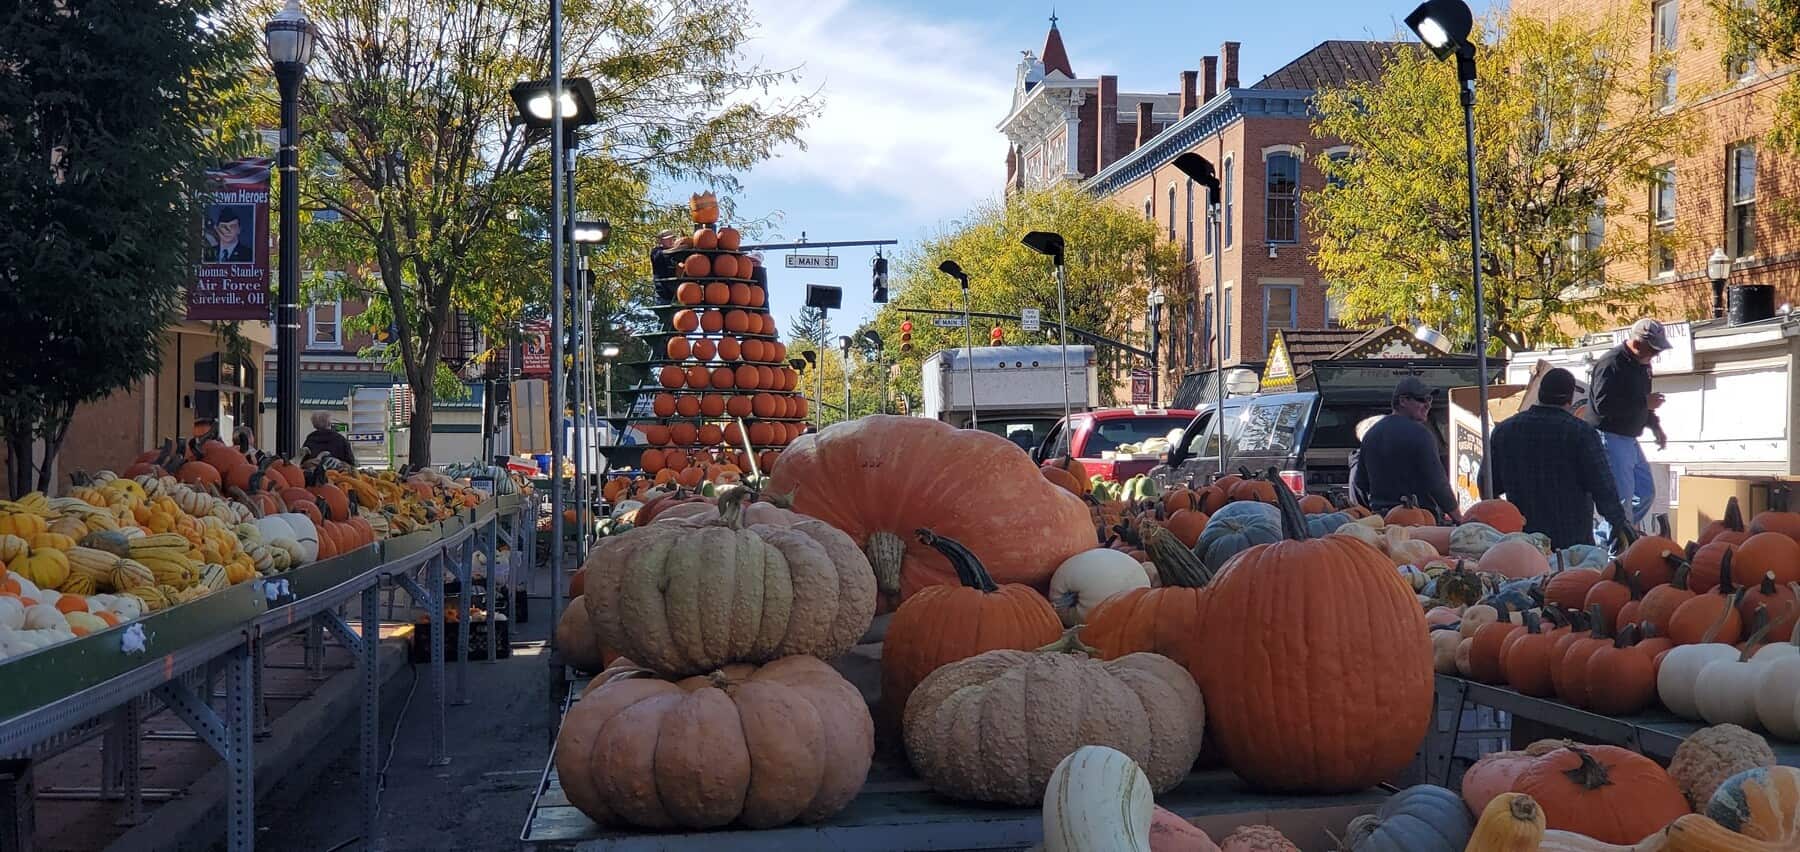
[727,0,1460,340]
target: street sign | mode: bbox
[785,254,839,269]
[1020,308,1041,332]
[1130,368,1152,406]
[931,317,967,328]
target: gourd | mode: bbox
[1082,523,1214,670]
[878,529,1063,734]
[1705,765,1800,846]
[1196,501,1281,571]
[1694,607,1779,727]
[1512,745,1691,844]
[1040,746,1152,852]
[1450,522,1504,558]
[902,628,1205,805]
[1662,813,1785,852]
[1467,793,1545,852]
[1186,476,1431,793]
[1753,623,1800,739]
[579,490,877,677]
[1048,548,1150,627]
[1480,537,1551,578]
[766,416,1096,600]
[1337,784,1470,852]
[1669,724,1776,812]
[553,656,871,829]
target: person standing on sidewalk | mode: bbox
[1352,376,1462,523]
[1587,318,1671,544]
[1483,368,1633,549]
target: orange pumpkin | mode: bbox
[727,395,754,418]
[639,425,669,445]
[718,337,741,361]
[728,282,752,306]
[674,395,701,418]
[704,281,730,305]
[748,421,773,446]
[669,423,698,446]
[692,227,718,250]
[682,254,712,277]
[692,338,716,361]
[672,309,700,333]
[675,281,703,305]
[1383,496,1436,526]
[1082,522,1213,670]
[1511,745,1690,844]
[1699,497,1750,545]
[1610,534,1683,589]
[176,460,222,487]
[734,364,759,389]
[1464,499,1526,533]
[717,227,742,250]
[1749,509,1800,542]
[652,393,677,417]
[713,254,739,279]
[742,339,765,362]
[700,310,724,333]
[658,365,685,389]
[697,424,724,446]
[666,336,692,360]
[749,286,767,308]
[1734,531,1800,586]
[699,394,726,418]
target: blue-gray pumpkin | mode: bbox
[1306,511,1353,538]
[1340,784,1471,852]
[1196,501,1281,571]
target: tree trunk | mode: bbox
[34,403,74,494]
[4,422,33,499]
[407,383,435,468]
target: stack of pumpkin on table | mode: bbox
[0,439,486,661]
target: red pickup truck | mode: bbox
[1032,408,1198,482]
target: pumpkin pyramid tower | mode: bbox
[615,191,806,494]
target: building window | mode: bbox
[1265,153,1300,244]
[1190,180,1205,258]
[1653,0,1679,108]
[1167,184,1177,244]
[1221,285,1233,360]
[1201,293,1214,367]
[1324,148,1352,190]
[1170,303,1186,369]
[1651,165,1676,276]
[1730,143,1757,257]
[1263,284,1298,352]
[309,300,342,349]
[1222,157,1235,248]
[1325,292,1345,329]
[1570,206,1606,286]
[1183,299,1195,365]
[1726,0,1757,78]
[1143,196,1153,220]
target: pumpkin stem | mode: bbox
[1586,603,1609,640]
[1668,560,1691,591]
[1719,548,1737,595]
[916,529,999,593]
[1613,623,1639,649]
[228,486,264,519]
[1506,794,1542,823]
[1700,587,1743,644]
[1035,625,1101,657]
[1723,496,1745,532]
[1143,522,1213,588]
[1561,747,1613,790]
[1523,609,1542,634]
[1268,466,1312,542]
[1737,605,1774,661]
[714,486,752,529]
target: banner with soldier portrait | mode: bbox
[188,157,272,320]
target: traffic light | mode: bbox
[871,254,889,303]
[990,326,1004,345]
[900,320,913,353]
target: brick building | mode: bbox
[1513,0,1799,318]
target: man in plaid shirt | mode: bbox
[1482,368,1633,549]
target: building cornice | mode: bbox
[1084,88,1315,197]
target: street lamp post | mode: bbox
[600,344,620,420]
[1171,154,1226,471]
[838,335,854,420]
[937,261,977,429]
[1708,247,1732,319]
[265,0,315,457]
[861,330,885,414]
[1146,290,1165,405]
[1022,232,1073,422]
[1407,0,1492,495]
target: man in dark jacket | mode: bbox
[1483,368,1633,549]
[1588,318,1670,543]
[1352,376,1462,522]
[302,411,357,467]
[649,229,680,303]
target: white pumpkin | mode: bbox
[0,596,24,630]
[1432,630,1462,673]
[271,513,319,562]
[1659,642,1745,720]
[1041,746,1152,852]
[22,604,67,631]
[1334,522,1384,549]
[1048,549,1150,627]
[1460,604,1500,637]
[255,515,294,546]
[1755,642,1800,740]
[1695,647,1773,728]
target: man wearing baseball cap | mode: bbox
[650,229,681,303]
[1484,368,1632,549]
[1351,375,1461,523]
[1587,317,1671,544]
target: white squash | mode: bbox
[1385,527,1438,567]
[270,513,319,562]
[0,596,24,630]
[1048,549,1150,627]
[1661,596,1761,720]
[1755,645,1800,740]
[1041,746,1152,852]
[23,604,67,631]
[1335,522,1383,549]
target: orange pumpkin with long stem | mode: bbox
[1383,495,1435,526]
[1688,540,1738,593]
[1638,563,1697,636]
[1583,625,1657,715]
[1552,604,1612,708]
[1669,556,1744,645]
[1608,534,1682,589]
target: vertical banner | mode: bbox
[189,157,273,320]
[521,320,551,377]
[1130,368,1152,405]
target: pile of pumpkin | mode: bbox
[1429,497,1800,742]
[1036,738,1800,852]
[600,446,777,502]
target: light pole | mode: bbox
[1708,247,1732,319]
[1146,290,1166,405]
[937,261,977,429]
[1172,153,1226,472]
[265,0,315,458]
[1022,232,1074,422]
[838,335,854,420]
[862,330,885,413]
[1408,0,1492,495]
[600,344,620,419]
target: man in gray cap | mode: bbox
[1351,375,1462,522]
[1586,317,1671,543]
[650,229,681,303]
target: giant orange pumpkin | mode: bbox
[1186,475,1432,793]
[878,529,1062,733]
[1464,499,1526,534]
[767,416,1096,600]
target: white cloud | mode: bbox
[739,0,1013,222]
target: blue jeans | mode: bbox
[1595,430,1654,546]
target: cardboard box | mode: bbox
[1447,383,1531,511]
[1674,475,1800,541]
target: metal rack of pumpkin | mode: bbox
[599,205,808,505]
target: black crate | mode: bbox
[409,614,511,663]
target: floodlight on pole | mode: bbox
[1021,232,1074,423]
[1170,153,1229,474]
[937,260,979,429]
[573,219,612,245]
[508,77,598,129]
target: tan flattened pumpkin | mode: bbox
[554,656,872,830]
[902,628,1205,806]
[581,490,877,677]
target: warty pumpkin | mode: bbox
[877,529,1062,734]
[1186,476,1431,793]
[1216,825,1298,851]
[1511,745,1691,844]
[554,655,871,830]
[579,489,876,677]
[766,416,1095,600]
[902,628,1205,805]
[1670,724,1777,813]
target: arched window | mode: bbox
[1167,184,1177,243]
[1185,179,1196,260]
[1265,152,1300,244]
[1222,157,1235,248]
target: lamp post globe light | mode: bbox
[1708,247,1732,318]
[265,0,315,458]
[1406,0,1494,496]
[936,260,978,429]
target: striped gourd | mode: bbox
[67,546,120,582]
[124,585,168,612]
[200,564,228,593]
[110,559,155,590]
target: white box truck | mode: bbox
[921,345,1098,450]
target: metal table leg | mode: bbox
[360,584,381,850]
[483,518,499,663]
[250,631,271,739]
[101,701,144,826]
[304,619,326,680]
[225,644,255,852]
[427,554,448,765]
[454,538,471,705]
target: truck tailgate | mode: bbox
[1082,456,1164,482]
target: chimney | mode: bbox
[1221,42,1241,89]
[1178,70,1198,117]
[1097,75,1120,172]
[1202,56,1219,102]
[1135,102,1157,148]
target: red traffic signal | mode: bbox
[899,320,913,334]
[990,326,1004,344]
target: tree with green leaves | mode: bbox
[0,0,252,495]
[1717,0,1800,219]
[871,184,1180,406]
[789,306,832,351]
[286,0,813,464]
[1309,12,1694,352]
